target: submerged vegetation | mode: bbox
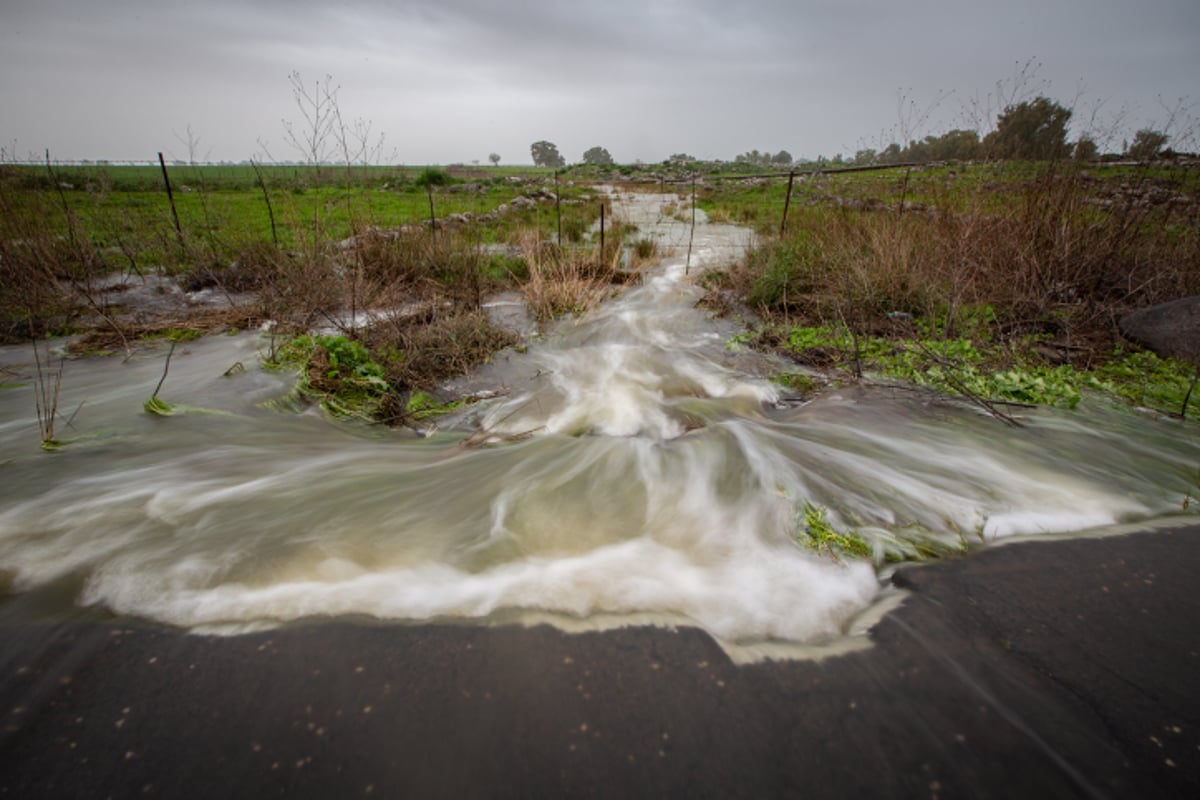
[796,503,872,560]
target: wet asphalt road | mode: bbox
[1,522,1197,798]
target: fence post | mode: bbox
[45,149,78,254]
[157,152,185,252]
[554,170,562,250]
[685,179,696,275]
[426,186,436,240]
[599,201,605,263]
[780,170,796,237]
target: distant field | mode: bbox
[0,162,594,267]
[5,162,557,192]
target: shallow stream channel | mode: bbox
[1,189,1198,660]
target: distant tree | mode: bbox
[983,97,1072,161]
[530,140,565,168]
[668,153,696,163]
[488,152,501,166]
[582,146,614,166]
[735,149,789,167]
[878,143,903,164]
[853,148,877,166]
[926,129,981,161]
[1073,136,1099,162]
[1127,129,1169,161]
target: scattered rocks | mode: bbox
[1119,297,1200,364]
[336,189,558,249]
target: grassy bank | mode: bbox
[701,160,1200,417]
[1,162,642,427]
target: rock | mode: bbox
[1119,297,1200,364]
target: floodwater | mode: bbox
[1,190,1197,656]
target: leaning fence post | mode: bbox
[780,170,796,237]
[157,152,185,253]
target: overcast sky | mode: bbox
[2,0,1198,165]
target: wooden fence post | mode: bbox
[554,171,562,250]
[157,152,185,252]
[686,179,696,275]
[599,201,605,263]
[780,170,796,237]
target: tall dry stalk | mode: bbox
[30,336,64,449]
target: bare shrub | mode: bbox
[352,228,488,311]
[256,239,343,327]
[723,162,1200,358]
[364,308,516,389]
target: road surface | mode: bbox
[1,522,1197,798]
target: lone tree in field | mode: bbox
[530,140,566,168]
[983,97,1072,161]
[1127,129,1169,161]
[582,146,614,166]
[488,153,501,166]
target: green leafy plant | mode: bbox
[796,502,872,559]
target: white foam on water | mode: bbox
[81,536,878,644]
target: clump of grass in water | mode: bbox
[269,333,391,421]
[265,332,475,427]
[797,502,871,560]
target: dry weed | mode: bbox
[517,229,632,322]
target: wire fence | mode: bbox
[7,151,948,269]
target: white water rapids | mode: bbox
[1,190,1198,654]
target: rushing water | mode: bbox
[1,190,1198,655]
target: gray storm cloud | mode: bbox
[1,0,1197,163]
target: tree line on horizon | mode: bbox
[527,96,1182,171]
